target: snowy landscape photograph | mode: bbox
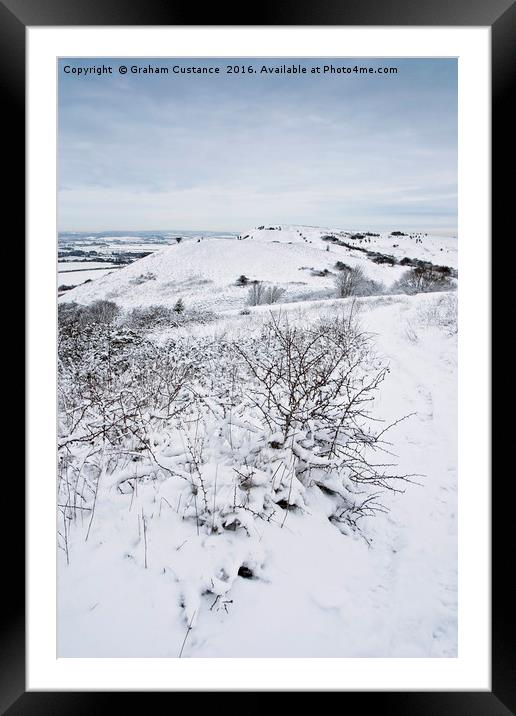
[57,57,458,658]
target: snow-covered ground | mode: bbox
[58,291,457,657]
[59,225,457,311]
[58,262,121,287]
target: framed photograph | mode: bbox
[5,0,510,709]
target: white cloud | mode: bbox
[58,58,457,231]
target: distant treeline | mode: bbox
[58,249,152,264]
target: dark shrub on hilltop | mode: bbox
[371,253,396,265]
[334,261,352,272]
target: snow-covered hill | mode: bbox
[59,225,457,311]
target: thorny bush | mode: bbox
[58,306,415,554]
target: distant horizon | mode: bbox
[59,57,457,233]
[58,223,458,237]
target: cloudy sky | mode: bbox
[58,58,457,233]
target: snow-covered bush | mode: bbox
[247,281,266,306]
[58,310,413,614]
[174,298,185,314]
[392,267,455,295]
[334,266,384,298]
[335,265,364,297]
[263,285,286,304]
[130,271,157,285]
[58,299,120,328]
[247,282,286,306]
[416,292,458,335]
[232,314,411,532]
[123,304,175,328]
[121,304,217,331]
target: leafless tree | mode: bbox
[263,285,286,304]
[334,265,366,297]
[247,281,266,306]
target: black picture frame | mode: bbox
[5,0,511,711]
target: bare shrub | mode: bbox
[416,293,458,335]
[359,278,386,297]
[334,265,365,297]
[247,281,266,306]
[334,265,385,299]
[393,267,455,295]
[87,300,120,324]
[58,327,195,489]
[58,299,120,329]
[234,314,415,532]
[122,304,217,331]
[57,307,415,575]
[263,285,286,304]
[174,298,185,314]
[130,272,157,285]
[247,282,286,306]
[334,265,366,298]
[124,304,175,329]
[58,301,81,326]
